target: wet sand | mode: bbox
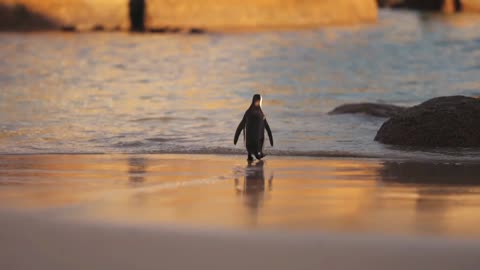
[1,154,480,269]
[2,154,480,235]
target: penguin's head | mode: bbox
[252,94,262,107]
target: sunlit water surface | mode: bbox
[1,11,480,160]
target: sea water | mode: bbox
[1,10,480,161]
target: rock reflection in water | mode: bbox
[379,161,480,234]
[379,161,480,186]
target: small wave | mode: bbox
[113,64,126,69]
[137,147,480,163]
[145,137,173,143]
[130,117,178,122]
[140,147,386,159]
[113,141,145,148]
[130,116,208,122]
[463,64,480,72]
[136,79,150,84]
[4,146,480,163]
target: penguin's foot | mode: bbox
[254,152,266,160]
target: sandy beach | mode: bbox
[1,208,480,270]
[1,154,480,269]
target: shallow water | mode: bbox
[2,154,480,237]
[1,11,480,159]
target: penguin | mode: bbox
[234,94,274,161]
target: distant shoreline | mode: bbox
[0,0,377,32]
[0,21,375,34]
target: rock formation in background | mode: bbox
[0,0,378,31]
[378,0,480,13]
[328,103,407,118]
[0,3,56,31]
[0,0,129,31]
[375,96,480,147]
[378,0,453,10]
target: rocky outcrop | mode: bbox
[0,0,378,31]
[329,103,407,118]
[378,0,468,13]
[0,3,56,31]
[0,0,128,31]
[375,96,480,147]
[379,0,444,10]
[377,0,406,8]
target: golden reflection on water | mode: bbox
[1,154,480,237]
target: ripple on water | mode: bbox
[145,137,175,143]
[113,141,145,148]
[130,117,179,122]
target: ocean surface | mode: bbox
[1,10,480,160]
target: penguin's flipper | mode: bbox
[234,115,246,145]
[265,119,274,147]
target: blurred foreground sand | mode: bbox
[1,209,479,270]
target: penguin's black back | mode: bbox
[245,107,265,153]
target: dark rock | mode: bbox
[375,96,480,147]
[0,3,57,31]
[92,24,105,31]
[378,0,463,12]
[60,25,76,32]
[400,0,444,10]
[149,27,182,33]
[328,103,407,118]
[149,27,168,33]
[169,27,181,33]
[189,28,206,34]
[377,0,406,8]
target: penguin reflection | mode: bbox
[235,160,274,217]
[126,157,149,207]
[128,157,147,184]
